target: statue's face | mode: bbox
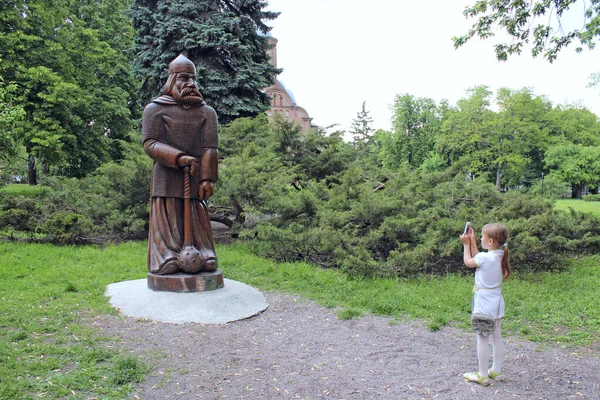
[171,72,203,105]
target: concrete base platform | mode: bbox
[106,278,268,324]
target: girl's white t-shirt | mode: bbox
[473,249,504,289]
[472,249,505,319]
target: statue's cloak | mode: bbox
[142,100,218,274]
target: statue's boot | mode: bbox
[202,257,218,272]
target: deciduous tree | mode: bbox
[453,0,600,62]
[493,88,552,189]
[0,0,138,183]
[0,79,25,161]
[548,105,600,146]
[437,86,495,175]
[382,94,441,169]
[544,143,600,198]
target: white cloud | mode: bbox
[266,0,600,132]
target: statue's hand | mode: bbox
[177,155,199,175]
[198,181,213,200]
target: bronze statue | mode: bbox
[142,54,219,278]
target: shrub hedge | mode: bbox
[247,166,600,277]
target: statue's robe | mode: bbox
[142,97,218,274]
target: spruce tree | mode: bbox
[350,101,374,148]
[131,0,280,124]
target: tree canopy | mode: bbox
[375,86,600,198]
[0,0,138,182]
[131,0,280,124]
[454,0,600,61]
[0,80,25,161]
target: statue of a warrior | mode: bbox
[142,54,218,275]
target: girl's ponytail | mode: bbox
[501,244,511,280]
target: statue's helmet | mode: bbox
[169,54,196,75]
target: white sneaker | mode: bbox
[488,369,504,381]
[462,372,490,386]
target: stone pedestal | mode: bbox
[147,270,224,293]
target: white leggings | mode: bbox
[477,319,503,376]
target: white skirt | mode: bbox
[472,287,505,319]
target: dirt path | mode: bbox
[95,292,600,399]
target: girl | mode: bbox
[459,223,511,386]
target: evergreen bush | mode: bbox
[0,141,151,242]
[246,162,600,277]
[0,197,39,232]
[36,212,94,244]
[214,116,600,277]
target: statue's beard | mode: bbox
[172,86,204,105]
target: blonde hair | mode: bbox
[483,223,511,280]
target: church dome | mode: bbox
[278,80,297,105]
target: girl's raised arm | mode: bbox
[468,226,480,257]
[460,230,477,268]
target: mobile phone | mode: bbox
[464,222,471,234]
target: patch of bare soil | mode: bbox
[94,292,599,399]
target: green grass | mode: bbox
[0,184,50,198]
[219,243,469,330]
[2,241,599,399]
[505,263,600,347]
[554,199,600,217]
[0,241,149,399]
[219,243,600,348]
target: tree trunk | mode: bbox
[495,165,504,192]
[230,195,245,225]
[41,158,49,176]
[209,214,233,228]
[27,155,37,185]
[230,195,245,238]
[571,184,583,199]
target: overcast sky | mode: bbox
[265,0,600,133]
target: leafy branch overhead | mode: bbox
[453,0,600,62]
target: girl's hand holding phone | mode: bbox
[460,222,473,244]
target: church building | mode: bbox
[263,35,313,132]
